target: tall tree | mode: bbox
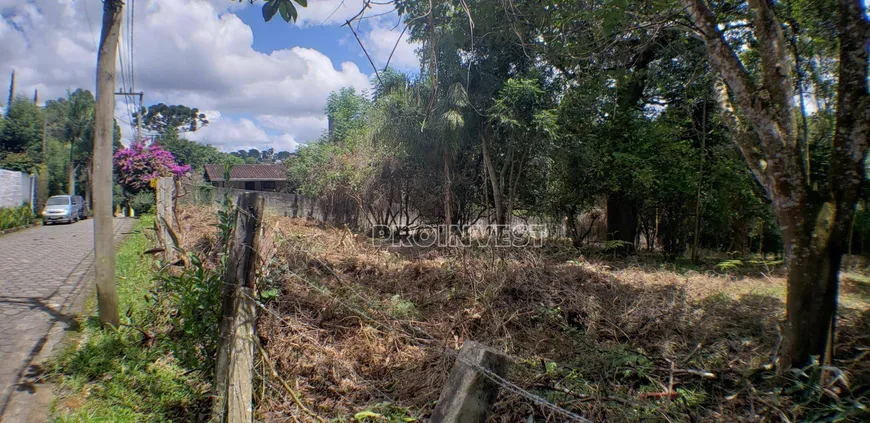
[134,103,208,136]
[679,0,869,368]
[0,97,42,154]
[64,89,95,195]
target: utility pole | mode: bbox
[93,0,124,328]
[115,91,144,143]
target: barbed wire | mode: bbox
[441,347,592,422]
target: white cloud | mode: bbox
[189,110,300,153]
[257,114,327,143]
[363,16,419,71]
[0,0,377,151]
[294,0,395,27]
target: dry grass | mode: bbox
[176,205,870,422]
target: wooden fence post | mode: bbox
[156,177,175,262]
[212,192,265,423]
[431,340,511,423]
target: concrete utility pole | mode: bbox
[93,0,124,328]
[115,91,144,143]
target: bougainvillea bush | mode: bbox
[114,143,191,193]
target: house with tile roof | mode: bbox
[203,164,287,192]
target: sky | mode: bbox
[0,0,420,153]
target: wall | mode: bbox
[214,180,286,192]
[181,184,341,223]
[0,169,36,210]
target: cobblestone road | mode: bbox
[0,218,133,421]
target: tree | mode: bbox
[134,103,208,136]
[326,87,369,144]
[487,77,557,227]
[0,97,43,166]
[157,127,242,169]
[679,0,869,368]
[63,89,95,195]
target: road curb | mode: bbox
[0,222,40,237]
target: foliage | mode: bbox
[51,216,209,422]
[157,127,243,169]
[135,103,208,135]
[113,143,191,193]
[260,0,308,23]
[130,191,155,216]
[0,97,42,171]
[0,97,41,154]
[230,147,291,163]
[325,87,369,145]
[0,204,34,231]
[154,254,223,370]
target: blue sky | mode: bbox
[0,0,419,152]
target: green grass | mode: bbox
[50,215,210,422]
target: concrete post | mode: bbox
[212,192,265,423]
[227,287,256,423]
[156,177,175,262]
[431,340,511,423]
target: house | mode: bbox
[203,164,287,192]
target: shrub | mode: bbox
[130,191,155,215]
[0,204,34,231]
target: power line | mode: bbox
[130,0,136,96]
[117,25,136,144]
[82,0,97,51]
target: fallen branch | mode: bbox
[255,341,327,423]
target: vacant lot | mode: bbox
[170,205,869,422]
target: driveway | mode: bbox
[0,217,134,421]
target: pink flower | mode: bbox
[114,142,190,192]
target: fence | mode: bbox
[158,180,595,422]
[178,182,598,244]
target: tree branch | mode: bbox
[714,79,771,191]
[748,0,796,147]
[829,0,870,212]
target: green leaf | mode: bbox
[294,0,307,7]
[354,410,382,421]
[279,0,298,22]
[262,0,280,22]
[261,288,279,300]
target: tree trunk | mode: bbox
[442,147,452,242]
[68,163,76,195]
[691,99,707,263]
[481,129,504,226]
[93,0,123,328]
[85,159,93,210]
[606,192,637,254]
[780,210,849,369]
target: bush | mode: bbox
[130,191,155,215]
[0,204,34,231]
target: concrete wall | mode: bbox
[0,169,36,210]
[182,184,341,223]
[212,180,286,192]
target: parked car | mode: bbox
[42,195,86,224]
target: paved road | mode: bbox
[0,218,134,421]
